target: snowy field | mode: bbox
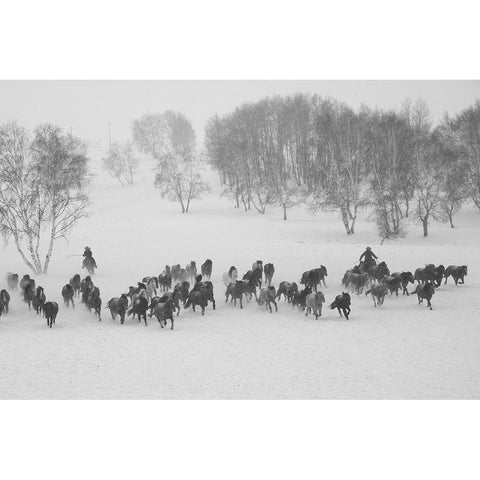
[0,160,479,399]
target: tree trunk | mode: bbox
[42,216,57,274]
[13,234,37,274]
[422,216,429,237]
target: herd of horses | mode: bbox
[1,258,468,329]
[342,261,468,310]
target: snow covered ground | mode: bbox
[0,160,479,399]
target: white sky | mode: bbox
[0,80,479,157]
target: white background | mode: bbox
[1,1,479,479]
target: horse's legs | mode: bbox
[337,307,343,318]
[212,298,216,310]
[239,295,243,309]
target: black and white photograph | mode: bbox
[0,79,479,400]
[1,1,479,479]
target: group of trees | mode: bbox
[103,111,209,214]
[0,122,89,274]
[205,94,480,238]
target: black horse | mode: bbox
[69,274,81,297]
[158,266,172,291]
[264,263,275,286]
[201,259,213,280]
[444,265,468,286]
[32,286,46,315]
[107,294,129,324]
[300,266,328,292]
[329,292,351,319]
[44,302,59,328]
[23,281,35,310]
[362,261,390,282]
[380,275,402,296]
[276,281,298,303]
[62,284,75,308]
[292,286,312,311]
[87,287,102,321]
[0,289,10,314]
[225,281,246,308]
[345,272,369,295]
[411,282,435,310]
[184,290,208,315]
[414,264,437,284]
[20,274,33,292]
[83,256,97,276]
[149,292,180,317]
[127,292,149,325]
[153,299,175,330]
[391,271,415,295]
[173,281,190,306]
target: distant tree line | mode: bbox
[205,94,480,238]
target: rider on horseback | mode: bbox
[359,246,378,269]
[82,246,98,269]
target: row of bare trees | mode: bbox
[205,94,480,238]
[0,122,90,274]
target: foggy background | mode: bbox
[1,80,479,157]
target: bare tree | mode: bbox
[272,177,307,220]
[155,159,210,213]
[444,101,480,211]
[0,122,89,274]
[102,141,139,185]
[133,111,209,213]
[310,99,370,234]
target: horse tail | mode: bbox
[365,289,371,296]
[127,307,134,316]
[329,302,336,310]
[184,297,191,308]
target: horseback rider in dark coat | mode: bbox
[359,246,378,268]
[82,246,98,269]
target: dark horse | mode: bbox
[32,286,46,315]
[225,281,246,308]
[107,294,129,324]
[361,261,389,282]
[411,282,435,310]
[391,271,415,295]
[69,274,81,297]
[23,281,35,310]
[201,259,213,280]
[44,302,59,328]
[444,265,467,286]
[62,284,75,308]
[153,298,175,330]
[0,289,10,314]
[83,256,97,276]
[300,266,328,292]
[127,291,149,325]
[329,292,351,319]
[264,263,275,286]
[414,264,437,284]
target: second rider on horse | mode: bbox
[82,246,98,270]
[359,246,378,269]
